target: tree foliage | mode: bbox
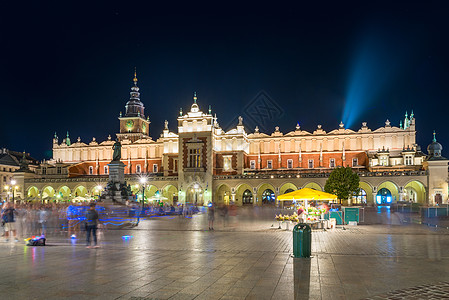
[324,167,360,203]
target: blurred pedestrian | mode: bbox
[1,202,18,242]
[85,202,99,248]
[207,202,215,230]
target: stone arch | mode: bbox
[57,185,71,200]
[73,185,88,197]
[162,184,178,204]
[302,182,322,191]
[144,185,159,199]
[186,182,205,205]
[42,186,55,199]
[279,182,298,195]
[404,180,426,203]
[358,181,373,205]
[257,183,276,206]
[131,183,141,195]
[27,186,39,198]
[214,183,231,205]
[235,183,254,206]
[376,181,399,204]
[90,185,104,197]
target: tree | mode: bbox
[324,167,360,204]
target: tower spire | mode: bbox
[133,67,138,86]
[433,130,437,142]
[193,92,197,104]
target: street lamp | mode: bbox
[11,180,17,203]
[139,177,147,209]
[95,185,103,200]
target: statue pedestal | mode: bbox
[108,160,126,185]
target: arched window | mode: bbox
[262,189,275,204]
[136,165,141,174]
[376,188,392,204]
[284,188,294,194]
[104,166,108,174]
[88,166,93,175]
[352,188,367,204]
[242,189,253,204]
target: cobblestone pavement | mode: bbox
[0,208,449,299]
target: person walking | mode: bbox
[207,202,215,230]
[1,202,18,242]
[85,202,99,248]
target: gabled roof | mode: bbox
[0,153,19,167]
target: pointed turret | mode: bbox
[427,130,445,160]
[53,132,59,145]
[124,68,145,117]
[190,92,200,113]
[65,131,71,146]
[404,111,410,129]
[117,69,151,142]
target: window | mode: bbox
[352,158,358,167]
[308,159,314,169]
[153,164,158,173]
[88,166,93,175]
[104,166,108,174]
[329,158,335,168]
[267,160,273,169]
[188,148,202,168]
[136,165,141,174]
[352,188,367,204]
[405,156,413,165]
[223,156,232,171]
[250,160,256,169]
[287,159,293,169]
[174,159,178,172]
[57,167,62,174]
[380,156,388,166]
[42,167,47,175]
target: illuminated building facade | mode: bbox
[16,73,448,206]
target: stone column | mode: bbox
[253,192,258,206]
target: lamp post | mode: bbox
[95,185,103,201]
[11,180,16,202]
[140,177,147,210]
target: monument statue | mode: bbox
[112,139,122,161]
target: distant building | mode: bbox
[0,149,38,200]
[16,72,448,206]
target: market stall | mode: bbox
[276,188,338,229]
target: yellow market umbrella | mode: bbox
[277,188,337,202]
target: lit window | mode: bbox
[89,166,93,175]
[250,160,256,169]
[136,165,141,174]
[405,156,413,165]
[308,159,313,169]
[223,156,232,171]
[267,160,273,169]
[104,166,108,174]
[153,164,158,173]
[352,158,358,167]
[330,158,335,168]
[188,148,202,168]
[287,159,293,169]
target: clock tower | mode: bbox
[117,70,151,142]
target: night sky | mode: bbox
[1,2,448,160]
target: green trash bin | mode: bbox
[293,223,312,258]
